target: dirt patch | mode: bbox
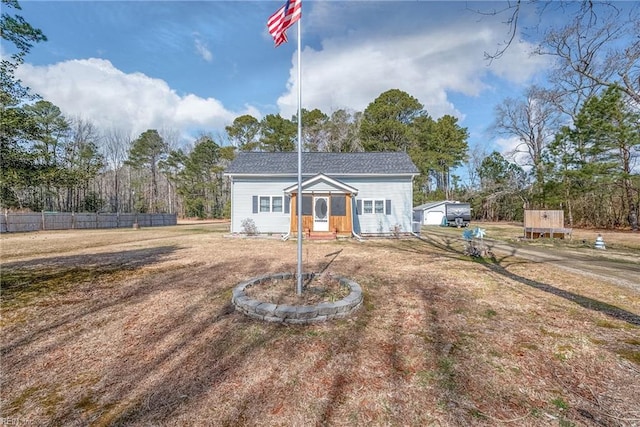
[244,274,351,305]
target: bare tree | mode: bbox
[539,2,640,106]
[102,127,131,212]
[491,86,557,206]
[66,117,103,211]
[324,109,363,152]
[468,0,529,62]
[464,144,488,190]
[477,1,639,104]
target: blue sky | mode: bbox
[10,0,559,180]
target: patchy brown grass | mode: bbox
[439,221,640,251]
[1,223,639,426]
[246,275,350,305]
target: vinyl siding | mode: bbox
[341,177,414,235]
[303,181,347,193]
[230,175,414,235]
[230,177,292,233]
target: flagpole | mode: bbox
[296,16,303,295]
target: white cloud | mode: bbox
[194,37,213,63]
[15,58,253,141]
[277,19,549,121]
[495,136,533,170]
[12,3,552,152]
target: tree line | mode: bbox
[2,0,638,229]
[478,2,639,230]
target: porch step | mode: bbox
[306,232,337,240]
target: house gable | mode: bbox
[283,174,359,195]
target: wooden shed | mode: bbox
[523,210,572,239]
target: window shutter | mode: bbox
[356,200,362,215]
[385,199,391,215]
[284,195,290,214]
[252,196,258,214]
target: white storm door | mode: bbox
[313,196,330,231]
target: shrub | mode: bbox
[241,218,258,235]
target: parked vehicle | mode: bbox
[444,203,471,227]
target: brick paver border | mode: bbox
[231,273,363,324]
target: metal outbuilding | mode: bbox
[413,200,456,225]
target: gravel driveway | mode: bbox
[485,240,639,291]
[424,228,640,292]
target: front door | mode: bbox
[313,196,329,231]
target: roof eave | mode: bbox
[225,172,418,178]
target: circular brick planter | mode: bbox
[231,272,363,324]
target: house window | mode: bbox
[357,199,392,215]
[253,195,285,213]
[302,195,313,215]
[259,196,271,212]
[330,195,346,216]
[272,196,283,212]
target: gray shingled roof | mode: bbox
[413,200,453,210]
[225,152,418,175]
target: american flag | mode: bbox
[267,0,301,47]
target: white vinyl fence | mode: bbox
[0,212,177,233]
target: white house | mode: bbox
[225,152,419,238]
